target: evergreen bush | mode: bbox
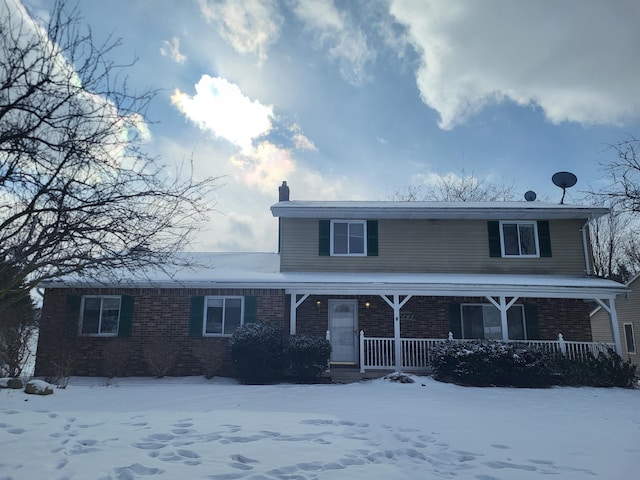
[229,321,287,383]
[286,335,331,381]
[432,341,636,388]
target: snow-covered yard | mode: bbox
[1,375,639,479]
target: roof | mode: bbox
[270,200,609,220]
[40,252,627,300]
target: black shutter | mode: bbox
[537,221,552,257]
[367,220,378,256]
[524,303,539,340]
[318,220,330,256]
[67,295,82,335]
[244,296,258,324]
[189,296,205,337]
[448,302,462,339]
[118,295,134,337]
[487,221,502,257]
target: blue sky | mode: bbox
[22,0,640,252]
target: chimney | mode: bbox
[278,181,290,202]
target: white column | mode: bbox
[486,296,519,341]
[289,294,309,335]
[381,294,412,372]
[595,297,623,355]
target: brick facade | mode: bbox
[296,295,593,342]
[36,287,593,378]
[35,287,287,378]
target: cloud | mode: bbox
[160,36,186,64]
[389,0,640,129]
[230,141,295,193]
[198,0,282,61]
[171,75,274,153]
[290,0,376,85]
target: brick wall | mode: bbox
[36,288,594,378]
[35,287,287,378]
[295,295,593,341]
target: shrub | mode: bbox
[143,339,179,378]
[431,341,636,388]
[102,340,132,378]
[229,321,287,383]
[286,335,331,381]
[192,341,223,379]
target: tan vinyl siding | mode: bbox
[279,218,588,275]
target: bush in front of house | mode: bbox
[286,335,331,381]
[431,341,637,388]
[555,347,637,388]
[229,321,287,383]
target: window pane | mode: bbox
[224,299,242,334]
[483,306,502,340]
[205,298,223,334]
[100,298,121,334]
[624,324,636,353]
[333,222,348,254]
[462,305,485,339]
[502,224,519,255]
[507,306,525,340]
[82,298,101,334]
[349,222,365,254]
[519,224,536,255]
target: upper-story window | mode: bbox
[332,220,366,256]
[319,219,378,257]
[488,220,552,258]
[80,295,121,336]
[500,221,539,257]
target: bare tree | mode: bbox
[598,136,640,213]
[390,170,516,201]
[0,0,217,302]
[587,136,640,282]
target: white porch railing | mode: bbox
[359,331,616,372]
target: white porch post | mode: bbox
[486,296,519,341]
[381,294,412,372]
[595,297,623,355]
[289,294,309,335]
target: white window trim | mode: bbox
[499,220,540,258]
[203,296,245,337]
[79,295,121,337]
[330,220,367,256]
[460,303,527,340]
[623,323,636,354]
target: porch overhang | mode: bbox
[281,272,628,300]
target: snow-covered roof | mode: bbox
[270,200,609,220]
[40,252,628,300]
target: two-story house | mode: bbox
[34,182,627,379]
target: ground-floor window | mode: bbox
[461,304,526,340]
[204,296,244,336]
[80,296,121,336]
[624,323,636,354]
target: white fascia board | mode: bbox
[270,201,609,220]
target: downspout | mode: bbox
[580,219,592,275]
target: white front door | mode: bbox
[329,300,358,363]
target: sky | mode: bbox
[1,375,639,478]
[20,0,640,252]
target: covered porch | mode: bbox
[286,273,628,374]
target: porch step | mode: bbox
[329,368,390,384]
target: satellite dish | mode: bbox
[524,190,537,202]
[552,171,578,204]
